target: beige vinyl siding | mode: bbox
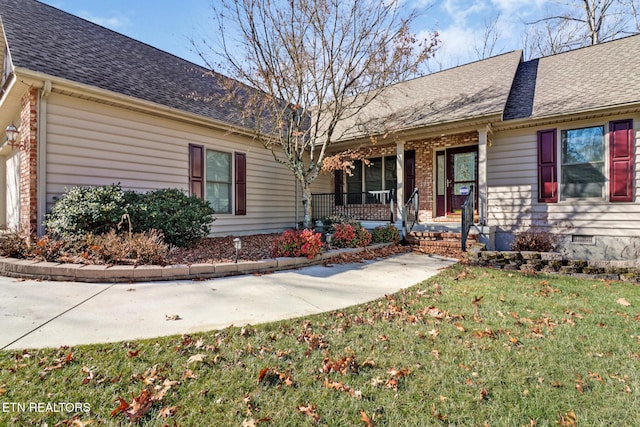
[487,114,640,238]
[46,93,297,236]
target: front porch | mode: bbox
[311,127,495,251]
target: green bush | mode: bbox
[126,189,215,247]
[44,184,127,237]
[45,184,215,247]
[371,224,400,244]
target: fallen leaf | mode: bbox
[617,298,631,307]
[110,398,129,418]
[558,410,577,426]
[297,403,321,422]
[360,410,375,426]
[165,314,182,321]
[187,354,205,365]
[157,405,177,420]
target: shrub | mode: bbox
[511,228,558,252]
[0,230,29,258]
[85,230,169,265]
[44,184,127,237]
[371,224,400,244]
[322,215,361,234]
[273,229,323,259]
[332,223,372,248]
[45,184,215,247]
[126,189,215,247]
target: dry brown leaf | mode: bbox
[617,298,631,307]
[165,314,182,321]
[360,410,375,426]
[558,410,577,426]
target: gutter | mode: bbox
[37,80,51,236]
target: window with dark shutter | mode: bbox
[189,144,204,199]
[235,152,247,215]
[537,129,557,203]
[609,119,634,202]
[404,150,416,203]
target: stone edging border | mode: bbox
[0,244,395,283]
[466,249,640,283]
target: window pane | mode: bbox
[562,163,604,199]
[384,156,397,192]
[562,126,603,164]
[206,182,230,213]
[365,157,382,192]
[561,126,604,200]
[454,152,476,182]
[206,150,231,213]
[437,154,445,196]
[206,150,231,182]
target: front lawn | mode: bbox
[1,265,639,426]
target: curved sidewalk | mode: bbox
[0,252,457,350]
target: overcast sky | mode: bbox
[39,0,557,70]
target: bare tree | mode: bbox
[525,0,629,58]
[196,0,438,228]
[473,13,502,60]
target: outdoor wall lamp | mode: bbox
[233,237,242,263]
[5,122,21,149]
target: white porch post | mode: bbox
[396,140,405,222]
[477,126,489,225]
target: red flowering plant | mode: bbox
[273,229,323,259]
[332,223,372,248]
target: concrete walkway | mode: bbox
[0,253,457,350]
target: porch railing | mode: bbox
[403,187,419,237]
[311,191,395,222]
[461,185,475,251]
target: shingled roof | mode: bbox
[504,33,640,120]
[0,0,245,126]
[332,50,523,140]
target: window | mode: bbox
[345,156,397,203]
[537,120,634,203]
[206,150,232,213]
[560,126,604,200]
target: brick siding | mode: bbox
[19,88,38,235]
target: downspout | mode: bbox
[36,80,51,236]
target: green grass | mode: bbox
[1,265,639,426]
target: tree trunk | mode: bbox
[301,183,313,230]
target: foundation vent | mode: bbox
[571,235,594,245]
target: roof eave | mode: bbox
[495,102,640,131]
[13,67,258,138]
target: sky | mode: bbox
[38,0,557,70]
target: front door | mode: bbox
[435,146,478,216]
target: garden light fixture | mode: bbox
[233,237,242,263]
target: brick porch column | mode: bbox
[19,88,38,235]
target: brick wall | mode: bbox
[19,88,38,235]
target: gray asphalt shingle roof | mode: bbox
[333,50,523,140]
[0,0,244,126]
[504,33,640,120]
[2,0,638,135]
